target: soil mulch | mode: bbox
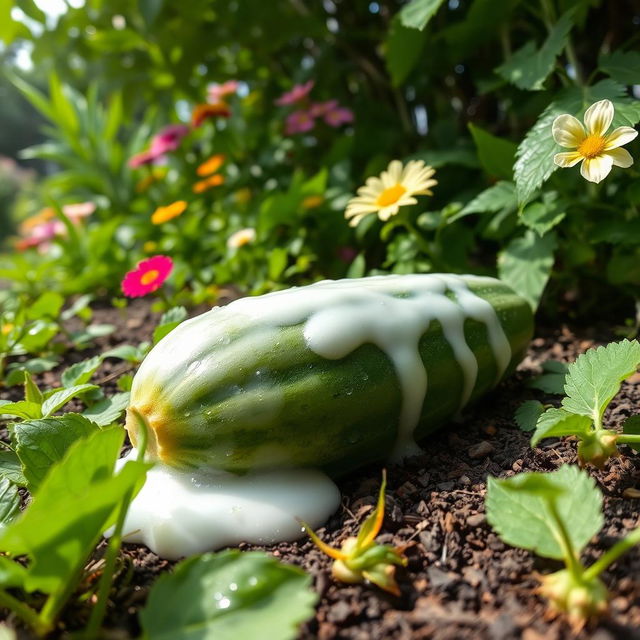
[2,302,640,640]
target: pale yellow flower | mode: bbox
[344,160,437,227]
[552,99,638,183]
[227,227,256,249]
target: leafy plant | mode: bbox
[486,465,640,630]
[301,471,408,595]
[528,340,640,466]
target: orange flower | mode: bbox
[193,174,225,194]
[151,201,188,224]
[197,154,226,177]
[302,195,324,209]
[19,208,55,233]
[191,102,231,127]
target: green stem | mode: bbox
[615,434,640,445]
[547,498,583,578]
[584,527,640,582]
[0,589,48,636]
[85,414,148,637]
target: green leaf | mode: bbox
[562,340,640,423]
[520,192,566,236]
[0,479,20,526]
[622,415,640,453]
[0,451,26,486]
[385,15,426,86]
[598,50,640,86]
[268,248,289,282]
[27,292,65,321]
[399,0,446,30]
[410,148,479,169]
[486,465,603,560]
[61,294,93,321]
[101,344,148,362]
[527,360,569,394]
[23,372,43,406]
[451,181,517,222]
[498,230,557,311]
[496,11,574,91]
[0,428,149,594]
[14,414,100,492]
[61,356,103,388]
[139,0,166,27]
[0,401,43,420]
[154,307,188,344]
[530,408,592,447]
[139,550,318,640]
[468,123,517,180]
[40,384,99,417]
[83,393,130,427]
[514,400,544,432]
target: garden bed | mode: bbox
[3,304,639,640]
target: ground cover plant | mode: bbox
[1,0,640,638]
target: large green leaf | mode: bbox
[486,465,603,560]
[0,478,20,526]
[83,392,130,427]
[40,384,99,417]
[497,230,556,310]
[598,50,640,86]
[385,15,426,86]
[468,123,517,180]
[451,181,517,222]
[562,340,640,422]
[399,0,446,30]
[139,550,318,640]
[519,192,566,236]
[496,11,574,91]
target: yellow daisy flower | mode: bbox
[345,160,437,227]
[552,99,638,184]
[151,200,188,225]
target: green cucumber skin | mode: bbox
[126,279,533,476]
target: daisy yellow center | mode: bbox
[376,184,406,208]
[140,270,159,285]
[578,134,606,159]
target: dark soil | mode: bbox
[3,304,640,640]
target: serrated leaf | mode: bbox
[0,428,149,594]
[385,14,426,86]
[496,11,574,91]
[61,356,103,388]
[83,393,130,427]
[14,414,101,492]
[399,0,446,30]
[498,230,557,310]
[0,451,26,486]
[622,415,640,453]
[486,465,603,560]
[139,550,318,640]
[0,479,20,526]
[515,400,544,432]
[520,192,566,236]
[40,384,99,417]
[598,50,640,86]
[562,340,640,423]
[468,123,517,180]
[451,181,517,222]
[531,407,592,447]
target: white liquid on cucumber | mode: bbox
[231,274,511,458]
[114,450,340,560]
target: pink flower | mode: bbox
[15,220,65,253]
[128,125,189,169]
[208,80,239,102]
[309,100,338,118]
[324,106,354,127]
[62,201,96,222]
[275,80,315,106]
[285,110,316,135]
[121,255,173,298]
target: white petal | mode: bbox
[553,151,583,168]
[580,155,613,183]
[552,114,586,148]
[384,160,403,185]
[604,126,638,150]
[584,99,614,137]
[377,204,401,220]
[604,147,634,168]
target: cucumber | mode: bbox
[125,274,533,476]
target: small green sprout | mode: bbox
[527,339,640,467]
[487,465,640,631]
[301,471,408,596]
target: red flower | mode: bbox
[121,255,173,298]
[191,102,232,128]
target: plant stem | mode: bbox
[583,527,640,582]
[0,589,48,636]
[547,498,583,578]
[615,434,640,445]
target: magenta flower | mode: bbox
[208,80,239,102]
[285,110,316,136]
[275,80,315,106]
[309,100,338,118]
[128,124,190,169]
[121,255,173,298]
[324,106,354,127]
